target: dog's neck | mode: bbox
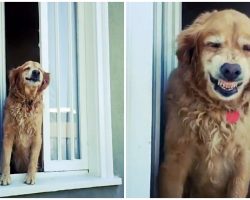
[9,87,42,109]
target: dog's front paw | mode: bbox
[0,174,11,186]
[24,173,36,185]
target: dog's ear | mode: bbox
[176,10,217,66]
[39,72,50,92]
[9,66,21,90]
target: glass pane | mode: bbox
[48,3,80,161]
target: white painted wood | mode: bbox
[67,3,75,161]
[43,159,87,170]
[76,3,98,173]
[126,3,153,198]
[77,2,100,176]
[75,3,89,167]
[77,3,114,178]
[0,171,122,197]
[95,2,114,178]
[39,2,51,168]
[54,3,62,161]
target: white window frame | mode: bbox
[42,2,88,172]
[0,2,121,197]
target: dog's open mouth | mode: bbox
[26,77,40,82]
[209,74,243,97]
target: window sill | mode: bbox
[0,171,122,197]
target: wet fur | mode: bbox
[0,61,50,185]
[159,10,250,197]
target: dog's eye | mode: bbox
[207,42,221,48]
[24,67,30,71]
[243,44,250,51]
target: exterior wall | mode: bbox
[108,2,124,197]
[15,2,124,198]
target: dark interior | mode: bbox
[5,2,42,173]
[5,2,40,92]
[182,2,250,28]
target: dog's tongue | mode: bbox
[226,111,240,124]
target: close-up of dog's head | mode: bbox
[177,9,250,101]
[9,61,50,96]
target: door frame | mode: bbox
[0,2,6,158]
[126,2,154,198]
[150,2,181,197]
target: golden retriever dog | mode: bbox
[159,10,250,197]
[0,61,50,185]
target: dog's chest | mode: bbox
[187,108,250,193]
[9,102,40,120]
[8,103,42,135]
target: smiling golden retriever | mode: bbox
[159,10,250,197]
[0,61,50,185]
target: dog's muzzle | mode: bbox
[26,70,40,82]
[209,63,243,97]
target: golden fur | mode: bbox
[0,61,50,185]
[159,10,250,197]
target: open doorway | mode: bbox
[182,2,250,28]
[4,2,42,173]
[154,2,250,198]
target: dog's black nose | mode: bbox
[32,70,40,78]
[220,63,241,81]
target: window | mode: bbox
[0,2,121,197]
[43,2,87,171]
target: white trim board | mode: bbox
[126,3,153,198]
[0,171,121,197]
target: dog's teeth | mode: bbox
[217,79,238,91]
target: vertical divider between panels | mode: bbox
[77,3,101,175]
[55,3,62,161]
[76,3,89,167]
[68,3,75,161]
[39,2,51,170]
[95,3,114,178]
[96,3,106,178]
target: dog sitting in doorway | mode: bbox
[159,9,250,197]
[0,61,50,185]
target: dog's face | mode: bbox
[177,10,250,101]
[21,61,44,87]
[9,61,50,96]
